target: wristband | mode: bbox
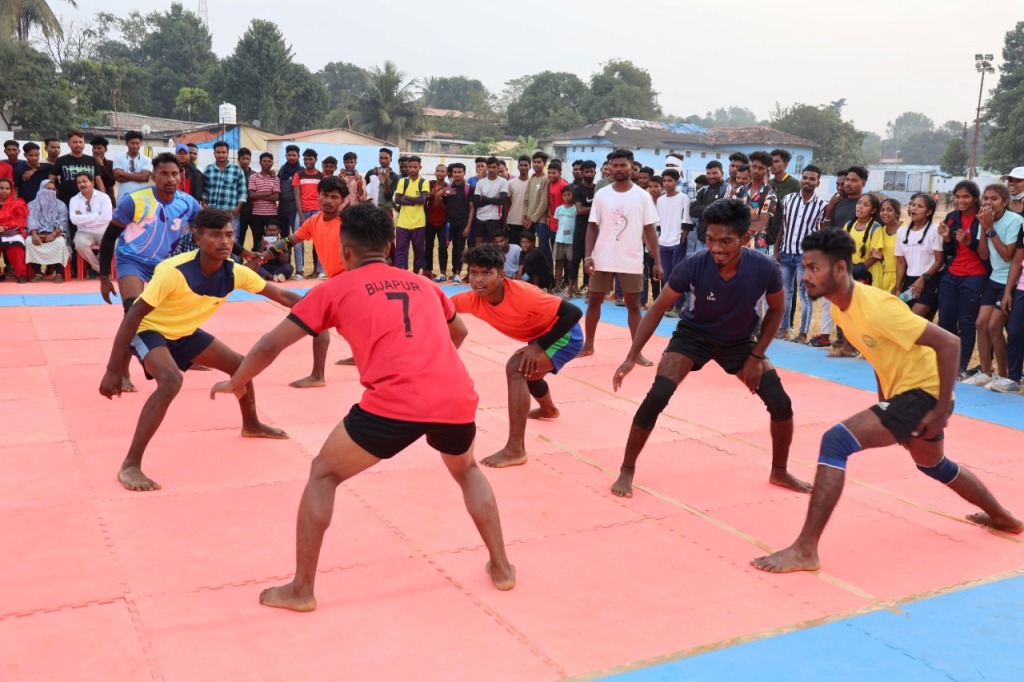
[749,352,765,360]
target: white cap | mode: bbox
[1001,166,1024,180]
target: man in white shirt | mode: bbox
[69,172,113,272]
[656,169,692,317]
[112,131,153,200]
[581,148,662,365]
[472,156,509,246]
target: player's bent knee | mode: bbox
[916,457,960,484]
[155,370,183,395]
[818,423,862,471]
[633,375,677,430]
[757,370,793,421]
[527,379,549,399]
[121,296,137,315]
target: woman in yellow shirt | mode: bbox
[871,198,902,294]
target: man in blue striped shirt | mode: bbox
[774,165,826,342]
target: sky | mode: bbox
[71,0,1020,137]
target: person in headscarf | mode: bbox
[25,182,70,282]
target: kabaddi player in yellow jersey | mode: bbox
[753,229,1022,573]
[99,209,302,492]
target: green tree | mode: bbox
[281,63,329,132]
[581,60,661,122]
[319,60,368,127]
[502,135,540,159]
[506,71,586,137]
[885,112,933,142]
[939,136,968,176]
[770,102,865,173]
[62,58,149,119]
[983,21,1024,171]
[0,40,72,132]
[460,137,497,156]
[90,10,148,64]
[139,3,217,118]
[676,106,758,128]
[861,132,882,164]
[0,0,77,42]
[421,76,490,111]
[214,19,295,130]
[173,86,213,122]
[356,61,421,142]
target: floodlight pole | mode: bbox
[969,54,995,180]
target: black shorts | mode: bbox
[869,389,952,444]
[980,279,1004,308]
[479,219,505,240]
[129,329,215,379]
[665,319,757,374]
[901,273,941,310]
[343,404,476,459]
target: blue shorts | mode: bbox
[130,329,215,379]
[534,323,583,374]
[114,256,156,283]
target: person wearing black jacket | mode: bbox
[452,244,583,468]
[937,180,989,377]
[174,144,205,203]
[688,160,729,247]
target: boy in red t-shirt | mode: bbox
[452,244,583,468]
[260,175,351,387]
[212,202,515,612]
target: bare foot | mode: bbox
[610,468,634,497]
[636,354,654,367]
[121,376,137,393]
[769,469,813,493]
[527,406,560,420]
[481,447,528,468]
[118,466,161,492]
[486,561,516,591]
[335,357,356,366]
[578,345,595,358]
[241,423,289,439]
[750,545,820,573]
[289,375,326,389]
[259,582,317,612]
[966,512,1024,533]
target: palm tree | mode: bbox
[0,0,78,42]
[356,61,421,143]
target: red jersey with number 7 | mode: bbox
[287,262,478,423]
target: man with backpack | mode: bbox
[393,155,429,272]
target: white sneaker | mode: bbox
[987,376,1023,393]
[433,274,447,283]
[962,371,992,386]
[452,275,462,284]
[317,273,327,280]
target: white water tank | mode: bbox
[218,103,237,124]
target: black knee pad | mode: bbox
[633,375,677,430]
[756,369,793,421]
[121,296,137,315]
[527,379,549,399]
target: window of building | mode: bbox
[716,153,721,160]
[685,151,691,158]
[701,152,706,159]
[796,155,805,170]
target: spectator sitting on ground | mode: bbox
[257,219,294,282]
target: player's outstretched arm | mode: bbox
[448,313,469,349]
[99,300,154,398]
[258,284,303,309]
[211,318,308,400]
[613,285,682,391]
